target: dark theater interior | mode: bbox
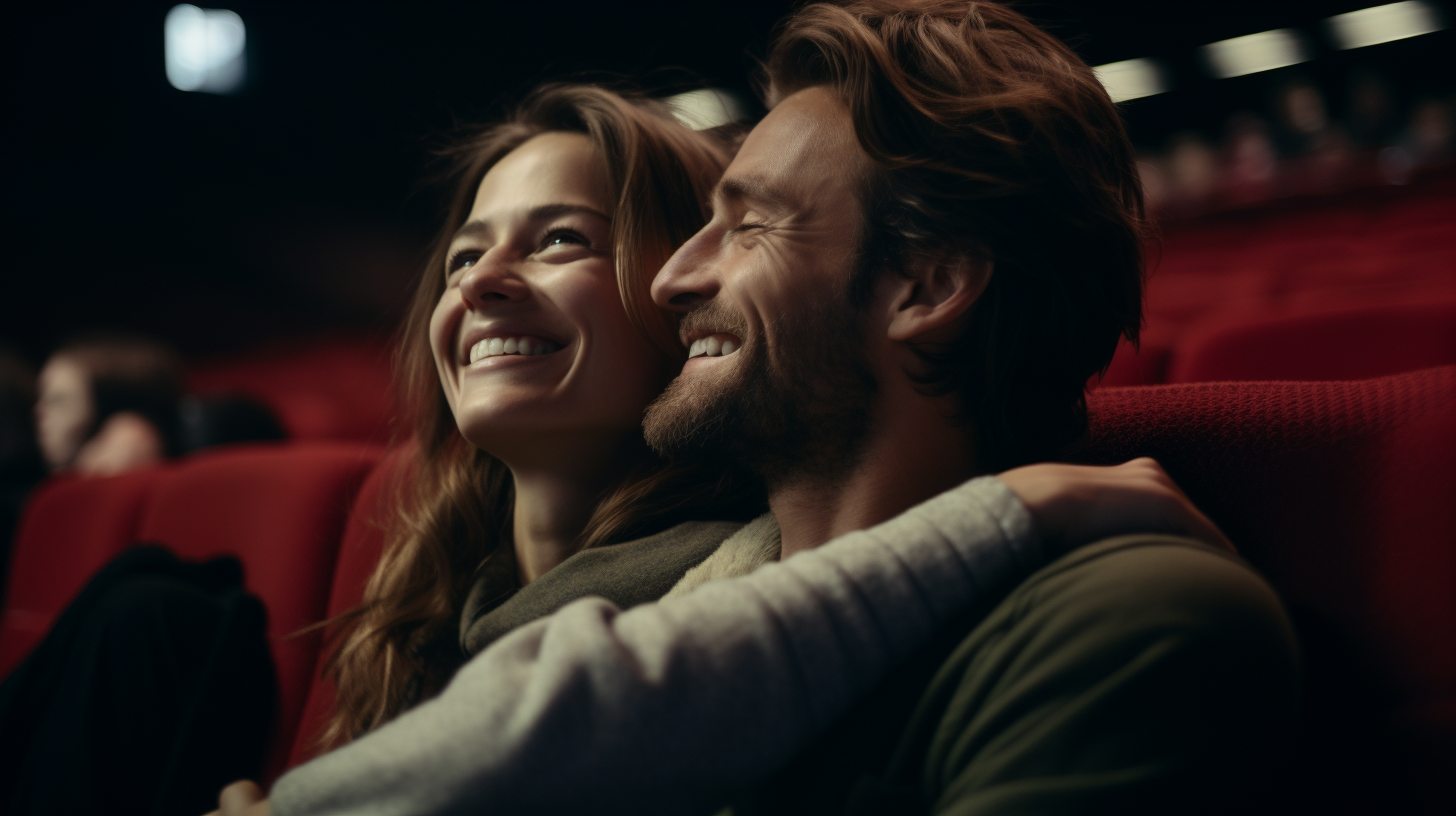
[2,1,1453,814]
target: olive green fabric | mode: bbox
[740,535,1300,815]
[460,519,746,655]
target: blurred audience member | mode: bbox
[35,333,183,477]
[1274,80,1331,155]
[1164,132,1220,215]
[1407,97,1455,166]
[1222,112,1280,206]
[1,348,46,590]
[1380,97,1456,185]
[1135,156,1169,212]
[1274,80,1354,192]
[1140,71,1453,217]
[1347,70,1398,151]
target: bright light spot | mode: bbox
[1327,2,1444,50]
[665,89,746,131]
[1093,58,1168,103]
[1202,29,1307,79]
[165,5,246,94]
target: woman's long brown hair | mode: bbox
[320,85,755,747]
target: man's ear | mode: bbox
[884,252,993,343]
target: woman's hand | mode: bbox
[203,780,271,816]
[997,457,1234,556]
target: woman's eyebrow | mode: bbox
[450,203,610,243]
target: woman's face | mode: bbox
[430,131,669,457]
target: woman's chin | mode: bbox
[456,409,650,458]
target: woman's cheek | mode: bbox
[429,289,464,410]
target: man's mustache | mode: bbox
[675,299,751,342]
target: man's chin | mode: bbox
[642,368,739,461]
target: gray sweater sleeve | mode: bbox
[270,475,1038,816]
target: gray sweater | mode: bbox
[271,475,1037,816]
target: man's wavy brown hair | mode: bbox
[318,85,757,748]
[765,0,1147,470]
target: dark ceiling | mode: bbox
[4,1,1449,361]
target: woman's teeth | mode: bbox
[469,336,560,363]
[687,335,739,359]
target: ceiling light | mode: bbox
[1328,2,1444,49]
[1094,58,1169,103]
[665,89,747,131]
[165,5,246,94]
[1202,29,1307,79]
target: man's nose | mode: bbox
[652,227,720,312]
[459,251,530,310]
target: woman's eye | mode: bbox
[447,250,481,275]
[540,228,590,250]
[732,222,767,234]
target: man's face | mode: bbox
[643,87,879,483]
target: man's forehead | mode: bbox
[719,86,867,205]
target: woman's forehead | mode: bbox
[470,132,611,222]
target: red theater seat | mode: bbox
[288,445,414,769]
[1081,365,1456,812]
[133,441,383,781]
[0,467,164,676]
[1169,300,1456,383]
[187,335,396,443]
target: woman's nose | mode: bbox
[459,252,530,310]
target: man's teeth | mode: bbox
[469,336,560,363]
[687,335,740,359]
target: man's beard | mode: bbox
[643,293,878,490]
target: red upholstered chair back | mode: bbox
[287,445,415,769]
[1,467,165,676]
[1169,300,1456,384]
[1080,366,1456,811]
[133,441,383,782]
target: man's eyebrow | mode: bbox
[450,203,609,243]
[714,175,797,214]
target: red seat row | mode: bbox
[1101,173,1456,388]
[4,366,1454,809]
[185,334,396,444]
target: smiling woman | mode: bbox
[321,85,763,746]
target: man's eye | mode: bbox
[732,223,767,234]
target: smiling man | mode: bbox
[636,1,1299,812]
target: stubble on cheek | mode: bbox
[643,296,878,488]
[642,345,747,461]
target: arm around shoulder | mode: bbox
[271,475,1040,816]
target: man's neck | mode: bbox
[770,406,977,559]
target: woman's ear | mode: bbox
[884,252,993,343]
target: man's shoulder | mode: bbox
[898,534,1299,815]
[739,534,1299,816]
